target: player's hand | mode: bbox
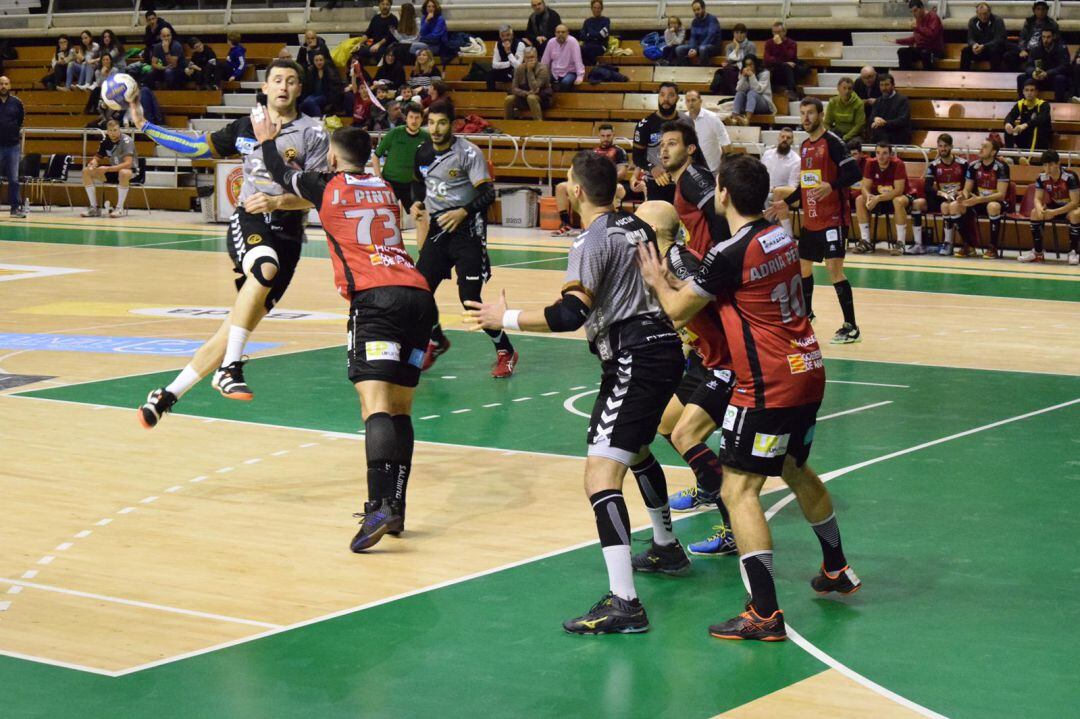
[436,207,468,232]
[410,201,427,221]
[462,289,507,331]
[636,240,669,289]
[866,195,879,211]
[811,184,832,202]
[128,94,146,130]
[243,192,280,214]
[250,105,280,145]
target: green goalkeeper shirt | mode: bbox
[374,126,430,184]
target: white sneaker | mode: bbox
[108,207,128,218]
[1069,250,1079,266]
[1017,250,1043,263]
[938,242,952,256]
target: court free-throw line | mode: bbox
[826,379,910,389]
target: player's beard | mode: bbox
[658,101,677,116]
[804,118,821,134]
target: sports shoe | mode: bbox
[938,242,952,256]
[889,243,905,256]
[1069,250,1079,266]
[10,209,27,219]
[668,486,717,513]
[907,243,927,255]
[631,539,692,575]
[688,523,738,556]
[853,240,875,254]
[138,388,178,429]
[562,592,649,635]
[108,207,128,218]
[810,564,862,595]
[1018,250,1044,263]
[420,336,451,371]
[956,246,980,258]
[709,602,787,641]
[349,498,403,552]
[212,360,253,401]
[491,349,518,378]
[982,247,1000,260]
[550,225,576,237]
[830,323,861,344]
[81,207,101,217]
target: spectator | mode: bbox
[150,27,186,90]
[84,52,117,114]
[0,75,25,218]
[223,32,247,83]
[716,22,752,94]
[868,73,911,145]
[393,3,420,46]
[488,24,526,90]
[675,1,720,67]
[541,24,584,92]
[375,44,408,88]
[397,85,422,111]
[141,10,175,62]
[48,35,76,91]
[425,78,451,107]
[99,29,126,73]
[1020,149,1080,265]
[385,100,405,128]
[413,0,449,58]
[504,46,552,120]
[408,47,442,90]
[961,2,1006,72]
[373,102,430,208]
[825,77,865,143]
[764,21,800,101]
[297,30,330,71]
[72,30,101,91]
[525,0,562,56]
[1005,78,1052,151]
[356,0,399,62]
[855,142,914,255]
[853,65,881,117]
[185,38,220,90]
[661,16,685,66]
[580,0,610,66]
[1021,28,1070,102]
[895,0,943,71]
[632,81,687,203]
[684,89,730,174]
[760,127,800,235]
[300,51,344,117]
[731,55,775,126]
[1005,1,1058,73]
[552,123,629,235]
[351,82,374,128]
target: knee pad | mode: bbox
[241,245,279,287]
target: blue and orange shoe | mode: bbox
[810,565,862,595]
[688,523,738,556]
[668,486,718,513]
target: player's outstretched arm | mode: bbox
[638,241,709,327]
[129,94,218,159]
[463,289,591,334]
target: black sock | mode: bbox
[431,322,447,345]
[680,443,731,525]
[911,210,922,228]
[802,273,814,317]
[811,513,848,573]
[833,279,856,326]
[741,551,779,616]
[1070,223,1080,252]
[390,414,414,511]
[485,328,514,352]
[559,209,570,226]
[364,412,397,502]
[989,215,1002,248]
[1030,221,1044,253]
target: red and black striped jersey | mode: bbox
[965,159,1010,196]
[1035,169,1079,204]
[924,156,967,197]
[674,162,730,256]
[798,130,859,231]
[666,241,732,370]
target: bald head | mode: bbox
[860,65,877,84]
[635,201,682,255]
[555,24,569,43]
[0,76,10,96]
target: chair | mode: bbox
[1007,183,1037,251]
[103,157,151,214]
[17,152,42,212]
[41,153,73,211]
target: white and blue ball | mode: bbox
[101,73,139,111]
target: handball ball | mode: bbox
[101,73,139,111]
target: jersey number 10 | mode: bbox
[770,275,806,324]
[344,208,402,247]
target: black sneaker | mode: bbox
[709,602,787,641]
[137,388,177,429]
[810,564,862,595]
[349,498,403,552]
[563,592,649,635]
[830,323,861,344]
[212,359,253,400]
[631,539,692,576]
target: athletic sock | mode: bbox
[944,215,956,244]
[85,184,97,208]
[364,412,397,502]
[591,489,636,600]
[164,363,200,398]
[430,322,447,345]
[911,210,923,244]
[222,325,251,366]
[859,222,871,244]
[1070,222,1080,252]
[390,414,414,511]
[1030,221,1045,253]
[117,186,128,211]
[558,209,571,226]
[780,217,793,237]
[989,215,1002,249]
[740,551,779,616]
[810,513,849,573]
[895,222,907,245]
[833,279,857,326]
[802,273,814,317]
[630,455,675,546]
[680,443,731,525]
[485,328,514,352]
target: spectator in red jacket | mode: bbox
[764,21,800,101]
[895,0,944,70]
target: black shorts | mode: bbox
[720,401,821,476]
[645,177,676,204]
[798,226,846,263]
[104,171,121,184]
[587,340,684,465]
[924,193,947,214]
[869,194,915,214]
[686,365,735,425]
[226,208,305,310]
[967,200,1002,217]
[674,352,708,406]
[387,180,413,208]
[415,210,490,290]
[347,285,437,387]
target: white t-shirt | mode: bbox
[761,147,801,191]
[689,108,731,174]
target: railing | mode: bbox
[520,135,634,185]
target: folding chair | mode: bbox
[41,153,73,211]
[17,152,42,213]
[104,158,151,214]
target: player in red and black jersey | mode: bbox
[913,134,967,255]
[552,124,631,236]
[1022,149,1080,263]
[771,97,864,345]
[251,115,435,553]
[854,142,921,255]
[946,137,1010,258]
[640,153,861,642]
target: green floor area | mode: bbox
[8,335,1080,717]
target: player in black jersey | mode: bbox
[632,82,687,205]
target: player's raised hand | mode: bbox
[463,289,508,331]
[250,105,280,145]
[127,93,146,130]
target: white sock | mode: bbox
[646,506,676,546]
[601,545,637,600]
[896,223,907,244]
[117,187,128,210]
[780,217,793,236]
[913,224,923,244]
[85,184,97,208]
[944,225,955,244]
[164,364,201,398]
[223,326,251,366]
[859,222,871,242]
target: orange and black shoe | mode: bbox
[491,349,518,379]
[709,603,787,641]
[420,337,451,372]
[212,360,253,401]
[982,246,1001,260]
[810,564,862,595]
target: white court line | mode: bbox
[816,401,892,421]
[0,578,283,631]
[826,380,910,389]
[0,648,115,677]
[496,256,568,268]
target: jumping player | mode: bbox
[640,153,861,642]
[770,98,862,344]
[465,153,684,635]
[914,134,967,256]
[1020,149,1080,264]
[946,137,1008,259]
[81,119,137,218]
[134,59,328,428]
[410,101,518,378]
[251,113,434,551]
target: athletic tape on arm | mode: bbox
[142,122,212,159]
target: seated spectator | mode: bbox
[425,78,451,107]
[895,0,943,71]
[150,27,187,90]
[504,46,552,120]
[1020,28,1070,102]
[72,30,101,91]
[1004,1,1058,73]
[962,2,1006,72]
[731,55,775,126]
[224,32,247,83]
[397,85,423,110]
[685,89,730,174]
[542,25,584,92]
[375,44,408,88]
[825,77,865,143]
[675,1,720,67]
[526,0,562,56]
[853,65,881,118]
[99,29,126,73]
[868,73,911,145]
[356,0,399,62]
[352,82,374,128]
[715,22,752,94]
[764,22,801,101]
[488,24,526,90]
[300,51,344,117]
[1021,148,1080,264]
[297,30,330,71]
[580,0,610,66]
[413,0,449,58]
[47,35,76,91]
[855,142,916,255]
[761,127,801,236]
[408,47,442,90]
[141,10,175,64]
[83,52,117,114]
[661,16,685,66]
[1005,78,1052,151]
[385,100,405,128]
[185,38,220,90]
[393,3,420,46]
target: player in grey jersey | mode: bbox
[133,59,329,429]
[465,151,685,635]
[81,119,138,218]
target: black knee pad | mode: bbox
[241,246,279,288]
